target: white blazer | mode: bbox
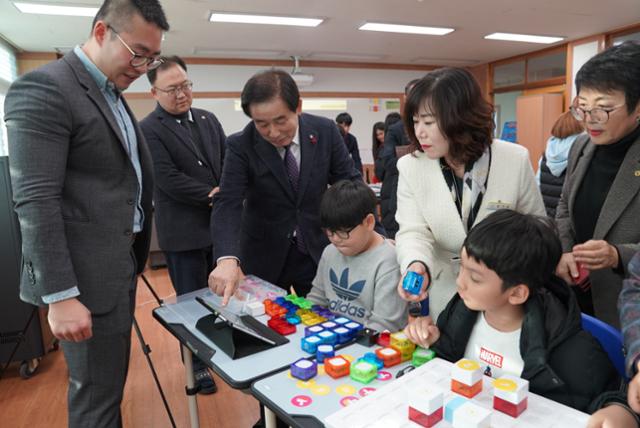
[396,139,546,320]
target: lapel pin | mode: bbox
[309,134,317,145]
[201,115,205,119]
[635,171,640,177]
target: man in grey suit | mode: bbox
[4,1,168,426]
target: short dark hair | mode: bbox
[575,41,640,114]
[336,112,353,126]
[147,55,187,85]
[403,67,494,166]
[372,121,385,160]
[463,210,562,294]
[241,70,300,117]
[320,180,377,231]
[405,78,420,96]
[93,0,169,33]
[384,112,402,128]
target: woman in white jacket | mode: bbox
[395,68,545,320]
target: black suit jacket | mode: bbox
[5,51,153,317]
[140,105,225,252]
[343,132,363,174]
[212,113,361,284]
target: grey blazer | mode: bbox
[4,51,153,316]
[556,133,640,327]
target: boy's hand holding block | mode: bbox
[492,375,529,418]
[451,359,483,398]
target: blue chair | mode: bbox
[581,313,627,380]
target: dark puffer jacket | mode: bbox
[432,276,622,413]
[376,121,410,238]
[539,153,566,218]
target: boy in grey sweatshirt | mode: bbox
[307,180,408,332]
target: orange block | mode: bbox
[451,379,482,398]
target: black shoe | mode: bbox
[194,368,217,395]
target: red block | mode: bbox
[377,331,391,347]
[267,318,296,335]
[375,347,402,367]
[451,379,482,398]
[325,356,351,379]
[493,396,528,418]
[408,406,443,427]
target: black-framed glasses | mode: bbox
[108,25,163,70]
[323,225,357,240]
[570,104,625,124]
[154,81,193,97]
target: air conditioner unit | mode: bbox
[289,56,314,87]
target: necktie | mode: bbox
[284,144,299,192]
[284,144,306,253]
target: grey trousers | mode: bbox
[61,284,136,428]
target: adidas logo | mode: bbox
[330,268,365,301]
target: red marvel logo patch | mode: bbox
[479,347,503,368]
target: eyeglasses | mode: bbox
[154,81,193,97]
[108,25,163,70]
[570,104,625,124]
[323,226,357,240]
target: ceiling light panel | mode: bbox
[484,32,564,44]
[209,12,323,27]
[13,2,98,17]
[359,22,454,36]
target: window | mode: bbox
[527,51,566,82]
[493,61,525,88]
[613,31,640,46]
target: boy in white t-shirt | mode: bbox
[404,210,630,420]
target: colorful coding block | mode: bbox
[333,317,350,325]
[493,375,529,417]
[402,271,424,295]
[350,360,378,384]
[362,352,384,370]
[267,318,296,335]
[375,347,402,367]
[317,330,338,346]
[408,385,444,427]
[412,347,436,367]
[377,330,391,347]
[451,359,483,398]
[244,301,265,316]
[444,396,468,424]
[290,358,317,381]
[325,356,351,379]
[451,401,491,428]
[390,332,416,362]
[300,335,322,354]
[320,321,338,330]
[316,344,335,363]
[304,325,324,337]
[344,321,363,335]
[333,327,352,344]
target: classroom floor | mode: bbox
[0,267,261,428]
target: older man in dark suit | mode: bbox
[4,1,168,426]
[140,55,225,394]
[209,70,362,305]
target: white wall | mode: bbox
[571,41,600,100]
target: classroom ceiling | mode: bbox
[0,0,639,66]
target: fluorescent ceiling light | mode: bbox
[209,12,323,27]
[13,2,98,17]
[193,47,285,58]
[307,52,386,61]
[484,32,564,44]
[359,22,454,36]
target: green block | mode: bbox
[285,294,297,302]
[412,347,436,367]
[350,360,378,384]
